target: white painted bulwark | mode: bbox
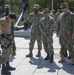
[14,28,31,37]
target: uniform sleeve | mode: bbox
[27,14,31,22]
[39,19,44,34]
[27,14,32,27]
[56,16,60,35]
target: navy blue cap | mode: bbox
[60,2,68,9]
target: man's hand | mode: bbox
[43,32,47,36]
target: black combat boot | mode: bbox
[44,53,50,60]
[50,55,53,63]
[6,61,15,70]
[26,50,33,57]
[1,64,11,74]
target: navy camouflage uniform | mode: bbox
[56,11,74,60]
[26,4,43,57]
[28,12,43,52]
[39,16,54,56]
[39,8,54,62]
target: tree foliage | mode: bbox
[1,0,74,15]
[29,0,74,12]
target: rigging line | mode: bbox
[15,2,28,26]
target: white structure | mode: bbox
[51,0,54,10]
[14,28,31,37]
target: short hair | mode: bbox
[33,4,39,9]
[8,13,16,20]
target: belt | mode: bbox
[1,34,11,38]
[1,34,11,36]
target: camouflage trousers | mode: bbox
[59,34,74,58]
[1,35,13,64]
[29,29,42,51]
[42,35,54,56]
